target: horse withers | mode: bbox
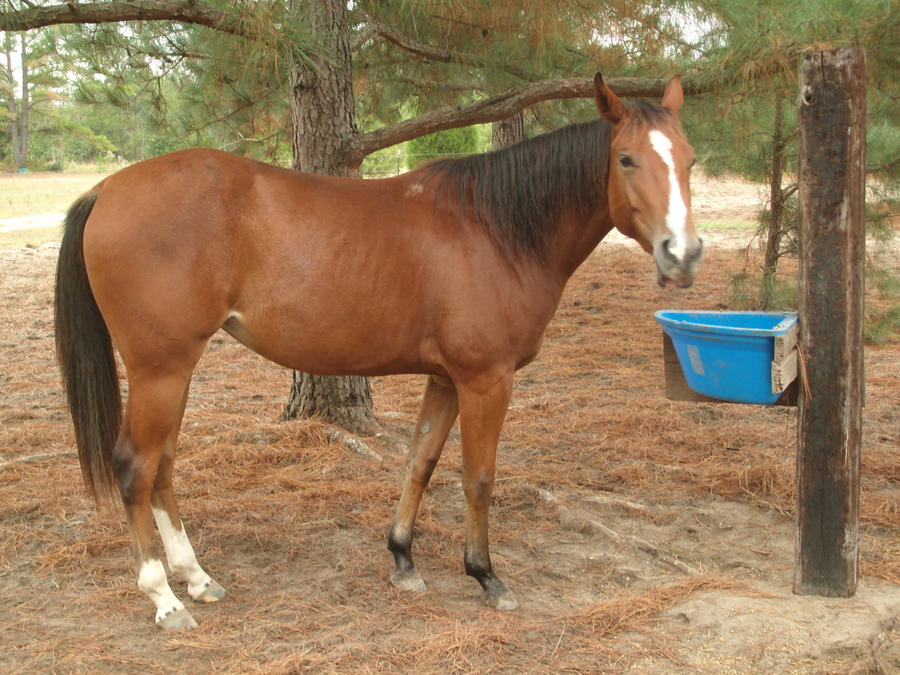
[54,74,702,629]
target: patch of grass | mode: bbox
[696,220,755,230]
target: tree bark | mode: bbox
[4,32,27,169]
[16,33,28,168]
[0,0,257,39]
[759,91,786,309]
[282,0,378,435]
[491,111,525,149]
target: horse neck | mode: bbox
[545,206,615,282]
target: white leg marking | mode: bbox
[137,558,185,624]
[648,129,689,259]
[152,507,214,600]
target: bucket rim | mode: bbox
[654,310,798,338]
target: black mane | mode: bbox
[423,119,612,261]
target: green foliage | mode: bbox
[690,0,900,321]
[867,306,900,345]
[866,264,900,345]
[360,146,404,177]
[730,271,798,312]
[868,119,900,178]
[407,125,479,166]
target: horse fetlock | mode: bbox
[475,570,519,611]
[387,528,412,560]
[138,558,189,624]
[464,553,492,581]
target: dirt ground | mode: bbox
[0,175,898,673]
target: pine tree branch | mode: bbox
[0,0,257,39]
[352,11,532,81]
[341,75,676,166]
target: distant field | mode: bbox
[0,170,108,248]
[0,226,61,249]
[0,172,109,220]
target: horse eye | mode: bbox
[618,154,635,169]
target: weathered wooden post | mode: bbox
[794,48,866,597]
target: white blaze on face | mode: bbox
[648,129,689,260]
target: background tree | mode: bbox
[1,26,67,168]
[492,112,525,149]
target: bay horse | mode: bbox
[54,74,702,630]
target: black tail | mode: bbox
[54,191,122,504]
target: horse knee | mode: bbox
[462,472,493,504]
[412,455,439,486]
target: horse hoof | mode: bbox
[390,568,427,593]
[192,580,227,604]
[157,607,198,631]
[482,588,519,611]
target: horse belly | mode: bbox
[223,294,436,377]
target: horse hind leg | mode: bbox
[114,370,203,630]
[151,383,226,605]
[388,375,459,593]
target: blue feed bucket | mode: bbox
[654,310,798,404]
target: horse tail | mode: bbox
[54,189,122,504]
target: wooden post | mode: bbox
[794,49,866,597]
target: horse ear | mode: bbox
[661,75,684,115]
[594,73,627,125]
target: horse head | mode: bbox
[595,73,703,288]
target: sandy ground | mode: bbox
[0,172,897,673]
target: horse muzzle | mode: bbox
[654,237,703,289]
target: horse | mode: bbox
[54,73,702,630]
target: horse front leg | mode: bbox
[388,375,459,592]
[457,373,518,611]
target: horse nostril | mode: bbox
[687,238,704,263]
[661,238,679,262]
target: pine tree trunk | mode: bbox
[4,32,26,169]
[491,111,525,149]
[17,33,28,168]
[281,0,378,435]
[760,93,785,309]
